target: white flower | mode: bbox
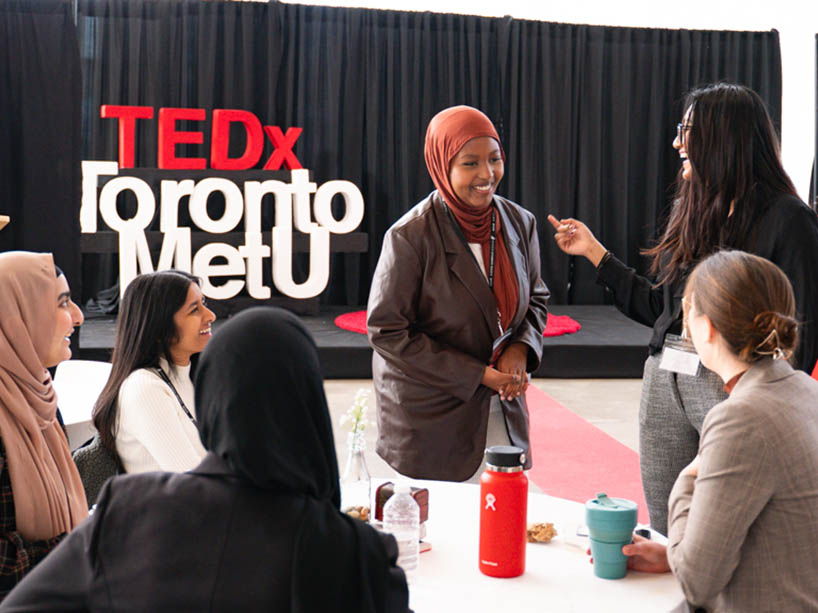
[340,388,373,434]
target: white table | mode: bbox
[402,480,683,612]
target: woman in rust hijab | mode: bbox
[367,106,550,481]
[0,251,87,599]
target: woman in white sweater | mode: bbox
[92,271,216,473]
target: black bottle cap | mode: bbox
[484,445,525,468]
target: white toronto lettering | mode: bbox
[81,165,364,300]
[81,161,119,233]
[189,178,244,233]
[159,179,194,232]
[99,176,156,232]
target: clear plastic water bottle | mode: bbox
[383,481,420,581]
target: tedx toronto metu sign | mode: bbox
[81,105,365,299]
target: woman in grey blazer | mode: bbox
[621,250,818,612]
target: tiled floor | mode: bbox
[325,378,643,481]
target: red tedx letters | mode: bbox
[100,105,303,171]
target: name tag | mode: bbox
[659,334,701,376]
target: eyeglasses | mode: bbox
[681,296,693,338]
[676,123,693,146]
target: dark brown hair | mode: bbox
[92,270,199,470]
[685,250,798,363]
[645,83,797,285]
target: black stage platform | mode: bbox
[77,305,651,379]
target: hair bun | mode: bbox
[749,311,798,360]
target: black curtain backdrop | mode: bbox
[77,0,286,301]
[281,7,502,304]
[75,0,782,306]
[0,0,82,295]
[812,34,817,210]
[498,21,782,302]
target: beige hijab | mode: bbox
[0,252,87,540]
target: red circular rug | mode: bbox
[334,310,369,335]
[541,314,581,336]
[334,311,581,337]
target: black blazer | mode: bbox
[597,192,818,373]
[2,454,409,612]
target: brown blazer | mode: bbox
[367,192,550,480]
[667,358,818,611]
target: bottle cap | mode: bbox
[484,445,525,468]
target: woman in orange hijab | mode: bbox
[0,251,87,599]
[367,106,550,481]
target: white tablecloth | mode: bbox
[53,359,112,449]
[401,480,683,612]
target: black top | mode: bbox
[1,460,410,612]
[596,192,818,373]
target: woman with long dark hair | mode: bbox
[0,252,87,599]
[92,270,215,473]
[549,82,818,535]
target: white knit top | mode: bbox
[115,357,206,474]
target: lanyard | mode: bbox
[488,209,496,289]
[155,367,196,424]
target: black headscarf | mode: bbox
[194,307,408,612]
[195,307,340,505]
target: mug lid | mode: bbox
[585,492,638,519]
[484,445,525,468]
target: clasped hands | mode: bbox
[482,342,529,401]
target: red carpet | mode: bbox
[526,385,648,524]
[334,310,581,337]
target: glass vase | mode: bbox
[340,430,371,521]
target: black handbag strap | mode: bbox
[155,367,196,424]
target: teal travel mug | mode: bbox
[585,493,638,579]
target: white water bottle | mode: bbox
[383,481,420,581]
